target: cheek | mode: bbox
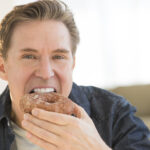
[5,65,32,96]
[57,62,73,80]
[56,64,74,96]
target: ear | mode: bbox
[0,55,8,81]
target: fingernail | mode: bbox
[24,114,28,120]
[32,109,38,116]
[22,120,27,126]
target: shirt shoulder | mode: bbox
[79,85,133,120]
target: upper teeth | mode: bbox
[33,88,55,93]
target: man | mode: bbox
[0,0,149,150]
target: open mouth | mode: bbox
[29,88,57,94]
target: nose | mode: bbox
[35,57,54,80]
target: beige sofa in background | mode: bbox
[109,84,150,129]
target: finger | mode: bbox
[24,113,65,136]
[22,119,61,145]
[32,108,78,125]
[26,132,57,150]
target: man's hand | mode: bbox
[22,105,112,150]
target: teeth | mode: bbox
[33,88,55,93]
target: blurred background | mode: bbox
[0,0,150,128]
[1,0,150,90]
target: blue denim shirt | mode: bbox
[0,83,150,150]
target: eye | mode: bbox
[22,54,37,59]
[52,55,65,60]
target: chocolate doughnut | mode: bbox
[20,92,81,118]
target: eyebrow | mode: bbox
[53,49,70,53]
[20,48,38,53]
[20,48,70,53]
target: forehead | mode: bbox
[9,20,71,52]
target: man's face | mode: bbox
[1,20,75,110]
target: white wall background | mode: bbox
[1,0,150,94]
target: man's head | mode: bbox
[0,0,79,124]
[0,0,80,59]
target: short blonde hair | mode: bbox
[0,0,80,59]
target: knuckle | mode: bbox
[71,119,81,128]
[63,131,73,140]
